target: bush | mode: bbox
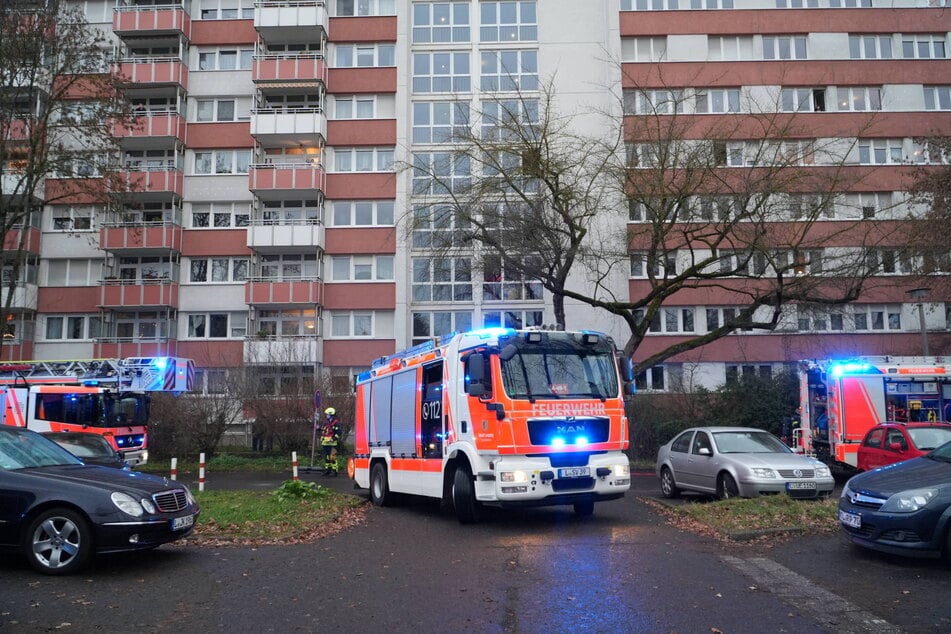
[273,479,327,503]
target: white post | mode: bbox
[170,457,178,480]
[199,452,206,491]
[292,451,299,481]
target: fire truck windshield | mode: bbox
[35,392,148,428]
[499,336,619,400]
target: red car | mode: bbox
[856,422,951,472]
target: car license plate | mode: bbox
[171,514,194,531]
[839,509,861,529]
[786,481,817,490]
[558,467,590,478]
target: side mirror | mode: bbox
[698,447,712,456]
[465,353,485,397]
[888,442,904,452]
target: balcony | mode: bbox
[1,172,44,203]
[247,220,324,252]
[250,108,327,144]
[113,112,187,146]
[254,1,328,41]
[0,282,38,312]
[252,54,328,85]
[115,58,188,88]
[100,278,179,309]
[244,336,319,365]
[121,168,185,199]
[100,222,184,255]
[249,162,325,197]
[4,226,41,255]
[95,340,180,360]
[113,4,191,38]
[245,277,323,305]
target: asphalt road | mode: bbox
[1,470,948,633]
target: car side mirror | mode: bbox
[698,447,711,456]
[888,442,904,452]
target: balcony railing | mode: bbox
[245,276,323,305]
[115,58,188,87]
[252,53,328,84]
[249,162,325,194]
[113,5,191,37]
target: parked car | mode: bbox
[839,440,951,559]
[42,431,129,469]
[0,426,199,575]
[656,426,835,499]
[856,423,951,472]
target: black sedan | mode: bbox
[42,431,130,469]
[839,440,951,559]
[0,427,199,575]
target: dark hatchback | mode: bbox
[839,440,951,559]
[0,427,199,575]
[42,431,129,469]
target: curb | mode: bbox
[725,526,808,542]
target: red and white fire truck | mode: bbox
[0,357,195,466]
[349,328,633,522]
[795,356,951,469]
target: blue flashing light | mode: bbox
[467,327,515,339]
[551,437,566,447]
[153,357,168,370]
[575,436,589,447]
[830,362,873,377]
[83,380,100,386]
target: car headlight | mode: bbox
[751,468,777,479]
[815,466,832,479]
[140,497,156,514]
[879,488,938,513]
[184,486,196,506]
[500,470,528,483]
[111,491,145,517]
[614,463,630,477]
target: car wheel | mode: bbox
[717,473,740,500]
[452,464,482,524]
[370,462,391,507]
[24,508,92,575]
[573,499,595,518]
[660,467,681,499]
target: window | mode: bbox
[694,88,740,114]
[623,37,667,62]
[260,200,320,225]
[189,257,249,283]
[480,1,537,42]
[775,0,819,6]
[713,141,747,166]
[331,255,394,281]
[924,86,951,111]
[412,152,471,195]
[413,101,470,143]
[198,0,256,20]
[866,249,913,275]
[797,306,845,332]
[785,194,830,220]
[708,36,754,61]
[330,312,374,337]
[829,0,871,5]
[256,309,318,337]
[50,206,94,231]
[333,147,395,172]
[630,251,677,278]
[193,369,229,395]
[258,254,318,280]
[332,200,394,226]
[840,192,893,219]
[635,366,666,391]
[124,149,179,171]
[263,93,322,111]
[413,1,470,43]
[481,98,538,140]
[335,95,377,119]
[191,202,250,228]
[117,256,174,282]
[412,205,471,248]
[413,51,471,93]
[47,259,103,286]
[187,312,247,338]
[858,139,903,165]
[763,35,807,60]
[195,98,248,122]
[193,149,252,174]
[902,35,947,59]
[248,364,315,396]
[44,315,101,341]
[725,365,773,382]
[849,35,892,59]
[780,88,826,112]
[130,96,178,114]
[412,310,472,346]
[197,48,254,70]
[114,311,168,340]
[336,0,395,16]
[482,255,543,302]
[412,257,472,302]
[638,307,695,334]
[853,304,902,331]
[706,307,753,332]
[625,89,685,115]
[837,86,881,112]
[119,202,177,225]
[336,44,395,67]
[483,309,543,329]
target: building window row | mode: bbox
[331,255,395,281]
[335,44,396,68]
[187,312,248,339]
[411,1,537,44]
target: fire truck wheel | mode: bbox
[659,467,681,499]
[717,473,740,500]
[452,465,482,524]
[370,463,391,507]
[573,499,595,517]
[24,508,92,575]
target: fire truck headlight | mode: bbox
[111,492,145,517]
[500,470,529,483]
[751,468,777,479]
[614,463,630,477]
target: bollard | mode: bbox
[292,451,299,481]
[199,452,205,491]
[170,457,178,481]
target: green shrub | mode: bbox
[273,479,327,503]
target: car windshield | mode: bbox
[0,428,84,470]
[925,440,951,462]
[907,426,951,451]
[47,435,114,459]
[712,430,791,454]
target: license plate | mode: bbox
[786,481,817,490]
[171,514,194,531]
[558,467,590,478]
[839,509,862,529]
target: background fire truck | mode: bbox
[796,356,951,470]
[349,328,633,523]
[0,357,195,466]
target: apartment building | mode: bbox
[3,0,949,398]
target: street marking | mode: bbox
[722,556,901,634]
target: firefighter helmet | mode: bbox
[324,407,336,416]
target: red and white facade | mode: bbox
[6,0,951,400]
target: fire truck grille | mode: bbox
[527,417,610,446]
[153,489,188,513]
[777,469,815,478]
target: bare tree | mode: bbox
[905,135,951,298]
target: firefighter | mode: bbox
[320,407,341,476]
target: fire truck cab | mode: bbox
[350,328,633,523]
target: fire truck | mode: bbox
[795,356,951,469]
[0,357,195,466]
[349,328,633,523]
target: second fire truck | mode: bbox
[0,357,195,466]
